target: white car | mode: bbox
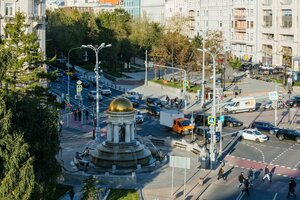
[135,110,144,124]
[125,91,142,100]
[99,85,111,95]
[238,129,269,142]
[88,90,103,101]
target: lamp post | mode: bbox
[81,43,112,141]
[197,47,230,169]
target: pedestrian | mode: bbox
[78,109,81,121]
[287,177,297,198]
[238,172,245,188]
[166,95,170,104]
[92,129,95,140]
[69,187,75,200]
[217,166,226,181]
[85,109,89,121]
[248,167,254,186]
[243,176,250,196]
[73,109,77,121]
[262,165,271,182]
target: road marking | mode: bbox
[273,193,278,200]
[270,143,296,164]
[243,142,265,162]
[235,192,243,200]
[294,160,300,169]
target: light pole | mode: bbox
[81,43,112,141]
[197,47,230,169]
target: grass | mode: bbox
[53,184,73,200]
[151,79,201,93]
[108,189,139,200]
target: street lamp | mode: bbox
[197,47,231,169]
[81,43,112,141]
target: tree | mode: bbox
[81,176,101,200]
[0,96,35,200]
[229,57,243,69]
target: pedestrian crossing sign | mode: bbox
[183,80,189,87]
[208,116,216,126]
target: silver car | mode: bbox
[99,85,111,95]
[88,90,103,101]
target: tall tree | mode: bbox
[81,176,100,200]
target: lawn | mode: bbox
[151,79,201,93]
[108,189,139,200]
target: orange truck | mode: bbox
[160,110,194,135]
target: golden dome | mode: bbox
[108,97,134,112]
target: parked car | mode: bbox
[250,121,280,135]
[99,85,112,95]
[135,110,144,124]
[286,96,300,107]
[88,90,103,101]
[276,129,300,143]
[146,97,164,107]
[146,106,161,116]
[194,126,221,143]
[262,100,285,110]
[223,116,243,127]
[128,97,140,107]
[238,129,269,142]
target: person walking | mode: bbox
[73,109,77,121]
[238,172,245,188]
[78,109,81,121]
[262,165,271,182]
[217,166,226,180]
[69,187,75,200]
[243,176,250,196]
[248,167,254,186]
[85,109,89,121]
[287,177,297,198]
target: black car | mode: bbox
[146,97,163,107]
[128,97,140,107]
[250,121,280,135]
[286,96,300,107]
[276,129,300,143]
[146,106,161,116]
[194,114,210,126]
[223,116,243,127]
[193,126,221,143]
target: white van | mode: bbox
[224,97,256,113]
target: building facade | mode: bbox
[0,0,46,53]
[121,0,141,18]
[259,0,300,67]
[140,0,165,24]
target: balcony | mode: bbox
[280,0,292,5]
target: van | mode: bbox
[224,97,256,114]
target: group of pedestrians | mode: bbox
[165,95,184,109]
[72,108,89,121]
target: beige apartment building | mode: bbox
[0,0,46,53]
[259,0,300,67]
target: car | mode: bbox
[193,126,221,143]
[125,91,143,100]
[286,96,300,107]
[194,114,210,126]
[276,129,300,143]
[71,73,83,80]
[99,85,112,95]
[88,90,103,101]
[146,106,161,116]
[262,100,285,110]
[146,97,164,107]
[135,111,144,124]
[127,97,140,107]
[80,79,90,88]
[250,121,280,135]
[238,129,269,142]
[223,116,243,127]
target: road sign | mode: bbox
[208,116,216,126]
[220,115,225,122]
[183,80,189,87]
[76,85,83,93]
[65,94,70,102]
[268,91,278,101]
[77,80,82,85]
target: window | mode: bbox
[5,3,14,16]
[250,21,254,28]
[282,9,292,28]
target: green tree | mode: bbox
[81,176,100,200]
[229,57,243,69]
[0,96,35,200]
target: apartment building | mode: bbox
[121,0,141,18]
[259,0,300,67]
[140,0,165,24]
[0,0,46,53]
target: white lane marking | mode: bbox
[294,160,300,169]
[272,193,278,200]
[235,192,243,200]
[244,142,265,162]
[237,191,245,200]
[270,143,296,164]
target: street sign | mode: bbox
[76,85,83,93]
[65,94,70,102]
[220,115,225,122]
[268,91,278,101]
[208,116,216,126]
[169,156,190,169]
[77,80,82,85]
[183,80,189,87]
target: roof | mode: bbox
[99,0,119,5]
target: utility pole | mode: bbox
[145,50,148,86]
[274,82,278,126]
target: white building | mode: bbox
[141,0,165,24]
[259,0,300,67]
[65,0,99,7]
[0,0,46,54]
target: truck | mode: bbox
[160,110,194,134]
[224,96,256,114]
